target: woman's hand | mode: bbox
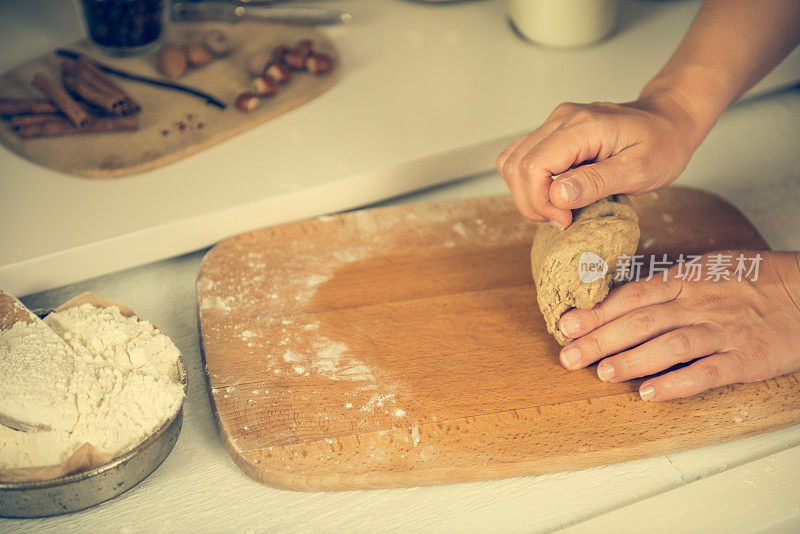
[556,251,800,401]
[495,92,702,229]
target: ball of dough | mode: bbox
[531,195,640,345]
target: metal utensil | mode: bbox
[171,2,351,25]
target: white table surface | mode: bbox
[2,84,800,532]
[2,0,800,296]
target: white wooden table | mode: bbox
[3,87,800,532]
[2,0,800,296]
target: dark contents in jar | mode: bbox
[82,0,165,49]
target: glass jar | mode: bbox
[75,0,169,57]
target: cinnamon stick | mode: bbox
[62,71,126,115]
[14,115,138,138]
[75,58,140,114]
[61,59,139,115]
[0,98,59,116]
[31,73,89,128]
[10,114,65,127]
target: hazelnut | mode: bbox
[157,45,187,78]
[265,61,291,84]
[272,45,290,61]
[305,53,333,75]
[252,75,278,96]
[235,92,260,112]
[294,39,314,57]
[246,51,271,77]
[283,49,306,71]
[202,30,230,57]
[183,42,213,67]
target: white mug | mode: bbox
[509,0,620,48]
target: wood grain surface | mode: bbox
[0,22,338,178]
[197,187,800,491]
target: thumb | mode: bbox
[549,155,638,210]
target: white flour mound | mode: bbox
[0,304,184,470]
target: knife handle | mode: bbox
[243,6,351,25]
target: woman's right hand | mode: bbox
[495,91,704,229]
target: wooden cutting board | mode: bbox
[0,22,337,178]
[197,187,800,491]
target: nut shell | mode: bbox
[305,53,334,75]
[252,75,278,96]
[183,42,213,67]
[157,45,187,78]
[265,61,291,84]
[201,31,230,57]
[235,92,260,112]
[283,49,306,71]
[272,45,290,61]
[294,39,315,57]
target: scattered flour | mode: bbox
[0,304,184,470]
[411,424,421,446]
[305,274,331,288]
[452,222,468,238]
[282,341,373,382]
[199,295,235,312]
[361,393,396,412]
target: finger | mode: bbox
[550,147,645,210]
[596,324,723,382]
[495,101,577,175]
[502,122,570,224]
[497,135,549,222]
[559,300,692,370]
[558,277,682,340]
[514,124,608,226]
[638,352,745,401]
[496,134,526,176]
[498,133,555,222]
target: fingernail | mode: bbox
[560,316,581,337]
[548,220,564,231]
[597,361,615,381]
[560,346,582,368]
[560,179,578,205]
[640,385,656,401]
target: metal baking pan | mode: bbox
[0,354,187,518]
[0,297,189,518]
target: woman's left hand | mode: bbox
[556,251,800,401]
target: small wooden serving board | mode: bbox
[0,22,337,178]
[197,187,800,491]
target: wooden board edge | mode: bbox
[219,374,800,491]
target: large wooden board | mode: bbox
[0,22,337,178]
[197,187,800,491]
